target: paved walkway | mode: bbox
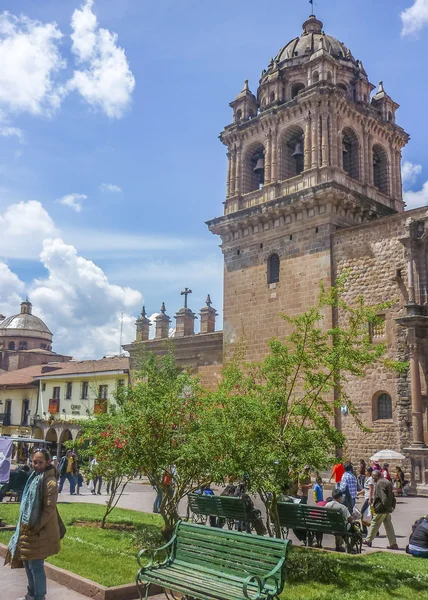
[60,478,427,552]
[1,563,88,600]
[1,479,427,599]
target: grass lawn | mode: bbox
[1,502,428,598]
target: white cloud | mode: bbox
[0,200,57,259]
[100,183,122,193]
[401,0,428,35]
[402,161,422,186]
[58,192,87,212]
[403,181,428,210]
[0,261,25,318]
[0,12,64,115]
[28,238,142,358]
[68,0,135,118]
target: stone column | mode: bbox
[271,126,278,181]
[265,131,272,184]
[235,145,242,194]
[362,127,368,182]
[409,341,426,446]
[226,151,231,197]
[337,128,343,170]
[321,113,329,167]
[407,248,416,304]
[229,148,236,195]
[330,111,338,168]
[390,146,397,200]
[396,150,402,200]
[304,115,312,170]
[368,134,374,185]
[311,111,319,169]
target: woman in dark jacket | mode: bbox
[5,448,65,600]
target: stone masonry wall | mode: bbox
[223,220,335,362]
[331,210,428,459]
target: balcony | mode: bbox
[93,399,107,414]
[48,399,60,414]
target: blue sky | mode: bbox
[0,0,427,358]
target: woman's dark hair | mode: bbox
[32,448,51,461]
[366,466,373,474]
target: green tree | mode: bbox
[205,281,404,537]
[119,351,214,539]
[73,411,136,528]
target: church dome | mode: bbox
[274,15,355,65]
[0,300,52,340]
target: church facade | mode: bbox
[127,15,428,493]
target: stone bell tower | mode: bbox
[207,14,409,360]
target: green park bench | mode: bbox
[277,501,362,554]
[187,493,255,530]
[136,520,290,600]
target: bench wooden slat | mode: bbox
[277,501,362,553]
[137,521,290,600]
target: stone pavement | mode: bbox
[1,563,88,600]
[60,478,427,552]
[1,479,426,600]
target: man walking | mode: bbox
[58,450,77,495]
[363,469,398,549]
[339,462,358,512]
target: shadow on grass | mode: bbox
[288,548,428,595]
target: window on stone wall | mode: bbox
[19,341,27,350]
[375,393,392,420]
[267,253,280,284]
[8,341,15,350]
[369,315,386,341]
[66,382,73,400]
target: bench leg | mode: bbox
[136,576,151,600]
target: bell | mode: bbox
[253,158,264,175]
[342,141,348,154]
[292,141,303,158]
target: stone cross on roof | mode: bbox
[180,287,192,308]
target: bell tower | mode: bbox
[207,14,409,359]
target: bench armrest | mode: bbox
[243,575,263,600]
[137,534,176,569]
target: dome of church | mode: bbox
[0,300,52,340]
[274,15,355,65]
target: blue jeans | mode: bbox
[23,559,46,600]
[58,473,76,494]
[410,549,428,558]
[153,489,163,513]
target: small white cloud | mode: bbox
[58,193,87,212]
[0,11,65,115]
[100,182,122,193]
[68,0,135,118]
[403,181,428,210]
[402,161,422,186]
[401,0,428,35]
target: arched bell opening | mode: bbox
[373,144,389,195]
[243,143,265,193]
[279,125,305,181]
[342,127,360,181]
[291,82,305,99]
